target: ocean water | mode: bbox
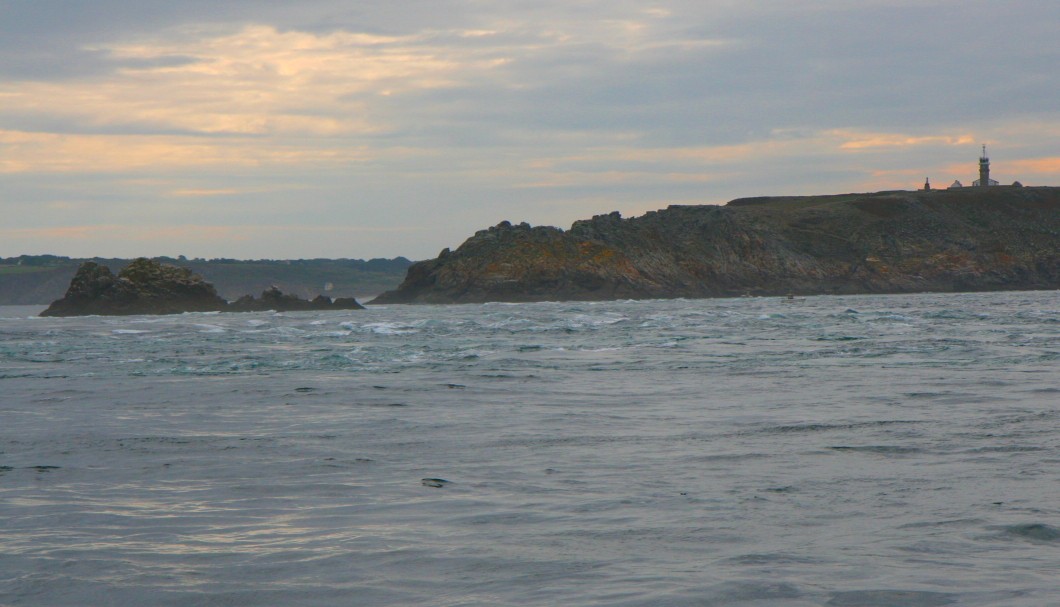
[1,291,1058,606]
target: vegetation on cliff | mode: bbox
[371,187,1060,304]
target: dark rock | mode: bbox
[41,259,364,316]
[227,285,365,312]
[41,258,228,316]
[371,187,1060,304]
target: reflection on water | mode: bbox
[1,291,1058,606]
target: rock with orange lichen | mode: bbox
[370,187,1060,304]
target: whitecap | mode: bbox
[195,324,226,333]
[111,329,151,334]
[364,322,418,335]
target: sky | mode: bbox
[1,1,1057,261]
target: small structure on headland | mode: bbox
[944,145,1020,189]
[973,145,999,187]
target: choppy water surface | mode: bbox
[1,291,1058,606]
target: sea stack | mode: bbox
[40,258,229,316]
[41,258,365,316]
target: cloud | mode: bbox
[1004,157,1060,177]
[0,129,364,173]
[0,1,1057,259]
[0,25,487,140]
[169,188,268,197]
[832,131,976,150]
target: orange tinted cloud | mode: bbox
[0,129,366,174]
[0,24,501,139]
[1004,157,1060,175]
[831,130,975,150]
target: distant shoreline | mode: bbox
[0,256,412,307]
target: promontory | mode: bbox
[370,187,1060,304]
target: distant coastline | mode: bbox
[0,256,412,306]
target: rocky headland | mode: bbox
[40,258,364,316]
[371,187,1060,304]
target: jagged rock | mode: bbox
[371,187,1060,304]
[41,259,364,316]
[41,258,228,316]
[227,286,365,312]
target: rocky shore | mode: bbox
[371,187,1060,304]
[40,258,364,316]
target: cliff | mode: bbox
[370,187,1060,304]
[40,259,364,316]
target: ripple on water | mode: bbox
[2,292,1059,606]
[826,590,957,606]
[1000,523,1060,542]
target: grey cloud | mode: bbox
[2,0,1057,259]
[345,0,1055,150]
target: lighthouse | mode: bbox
[978,145,990,187]
[972,144,998,187]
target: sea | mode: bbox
[1,291,1058,607]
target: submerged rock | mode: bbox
[371,187,1060,304]
[41,259,364,316]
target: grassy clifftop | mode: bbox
[371,187,1060,304]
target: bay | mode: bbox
[1,291,1058,606]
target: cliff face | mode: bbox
[371,187,1060,304]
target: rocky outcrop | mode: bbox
[40,259,364,316]
[227,286,364,312]
[0,255,410,306]
[371,187,1060,304]
[40,259,229,316]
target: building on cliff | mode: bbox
[972,145,999,187]
[946,145,1018,189]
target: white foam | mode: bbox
[363,322,418,335]
[195,324,226,333]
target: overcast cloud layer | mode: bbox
[2,0,1057,259]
